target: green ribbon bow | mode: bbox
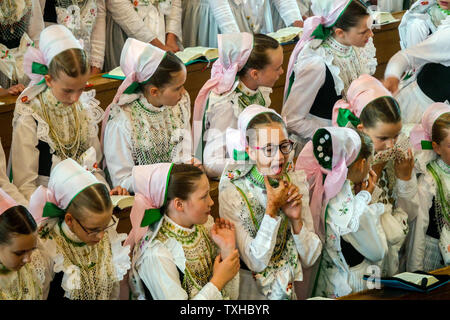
[233,149,249,161]
[421,140,433,150]
[140,208,163,227]
[123,81,141,94]
[336,108,361,128]
[43,201,66,218]
[311,23,333,41]
[31,62,49,85]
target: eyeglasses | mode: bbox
[251,141,293,157]
[73,215,117,237]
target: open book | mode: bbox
[110,195,134,210]
[175,46,218,65]
[363,271,449,293]
[103,66,125,80]
[371,11,399,26]
[267,27,303,44]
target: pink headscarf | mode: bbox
[295,127,361,239]
[192,32,254,159]
[101,38,167,150]
[18,24,83,103]
[284,0,352,101]
[124,163,174,250]
[332,74,394,127]
[0,189,18,216]
[28,158,100,225]
[410,103,450,150]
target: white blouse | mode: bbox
[219,165,322,299]
[385,17,450,80]
[11,89,106,200]
[103,91,192,192]
[131,215,240,300]
[0,141,28,207]
[314,180,386,298]
[282,36,377,142]
[202,80,272,178]
[209,0,240,34]
[106,0,182,45]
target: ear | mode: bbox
[333,28,345,39]
[64,213,74,228]
[359,158,366,171]
[44,74,53,87]
[172,197,184,213]
[148,86,160,97]
[249,68,259,81]
[246,145,257,162]
[356,123,364,132]
[432,141,441,156]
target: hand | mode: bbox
[371,161,387,179]
[292,20,304,28]
[7,83,25,95]
[383,76,400,94]
[211,218,236,259]
[265,176,289,218]
[110,186,130,195]
[210,249,240,291]
[281,182,303,221]
[150,38,172,52]
[90,66,102,75]
[394,148,414,181]
[165,33,181,53]
[187,157,204,172]
[361,169,377,194]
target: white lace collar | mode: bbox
[324,36,353,56]
[237,80,260,97]
[164,214,197,234]
[60,220,85,244]
[137,94,167,113]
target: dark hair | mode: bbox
[0,206,37,245]
[333,0,369,32]
[359,96,402,128]
[66,183,113,219]
[141,51,185,91]
[48,48,89,79]
[354,129,374,162]
[246,111,287,145]
[161,164,205,214]
[432,112,450,144]
[237,33,280,77]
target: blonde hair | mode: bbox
[48,48,89,79]
[66,183,112,219]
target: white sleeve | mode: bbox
[172,92,194,164]
[137,244,223,300]
[219,180,282,272]
[385,28,450,79]
[165,0,182,41]
[29,0,45,47]
[103,110,135,193]
[396,173,420,222]
[11,113,40,201]
[203,95,236,178]
[208,0,240,33]
[88,134,110,190]
[288,171,322,267]
[329,190,386,262]
[271,0,303,26]
[400,17,430,49]
[281,55,327,140]
[0,141,28,206]
[105,0,157,43]
[89,0,106,69]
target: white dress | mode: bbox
[182,0,240,48]
[129,214,240,300]
[103,91,192,192]
[385,17,450,124]
[202,80,272,179]
[219,164,322,300]
[10,88,106,200]
[0,0,44,88]
[399,1,449,49]
[38,217,131,300]
[41,0,106,70]
[406,154,449,272]
[282,36,377,146]
[313,180,387,299]
[0,240,54,300]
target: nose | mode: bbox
[22,253,32,264]
[386,139,395,148]
[280,67,284,75]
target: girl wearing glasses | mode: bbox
[297,127,387,298]
[127,163,240,300]
[28,158,131,300]
[331,74,419,277]
[282,0,376,152]
[193,32,284,179]
[219,105,322,300]
[0,188,54,299]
